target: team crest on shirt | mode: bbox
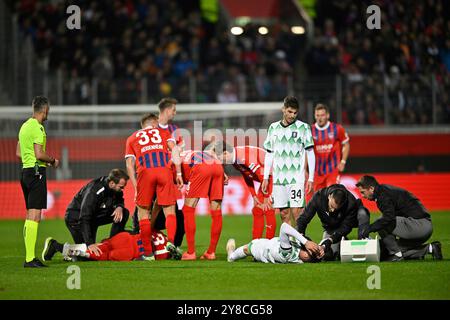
[292,131,298,138]
[328,132,334,139]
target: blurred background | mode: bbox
[0,0,449,218]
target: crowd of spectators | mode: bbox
[307,0,450,124]
[6,0,450,124]
[9,0,295,105]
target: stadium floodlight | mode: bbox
[291,26,305,34]
[258,26,269,35]
[230,26,244,35]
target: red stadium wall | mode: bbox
[1,133,450,162]
[1,173,449,219]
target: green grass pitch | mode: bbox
[0,212,449,300]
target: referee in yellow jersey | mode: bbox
[17,96,59,267]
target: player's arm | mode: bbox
[262,151,273,194]
[16,141,21,159]
[168,141,183,188]
[33,143,59,167]
[369,195,396,233]
[280,222,321,256]
[305,147,315,194]
[242,174,257,197]
[328,206,357,244]
[125,156,137,190]
[338,127,350,172]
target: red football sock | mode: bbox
[182,205,196,254]
[165,214,177,243]
[265,209,276,239]
[207,209,222,254]
[252,206,265,239]
[139,218,153,255]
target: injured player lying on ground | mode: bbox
[41,229,182,262]
[226,222,326,263]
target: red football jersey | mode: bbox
[158,123,184,149]
[233,146,270,197]
[151,231,170,260]
[125,126,175,174]
[176,150,220,183]
[311,121,349,176]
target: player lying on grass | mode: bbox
[42,224,182,262]
[226,222,324,263]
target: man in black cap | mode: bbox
[297,184,370,261]
[356,175,442,261]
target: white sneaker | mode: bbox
[226,239,236,262]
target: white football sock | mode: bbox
[229,246,247,261]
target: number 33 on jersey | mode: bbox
[125,126,175,173]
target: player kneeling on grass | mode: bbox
[226,222,323,264]
[42,229,181,262]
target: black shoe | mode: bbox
[430,241,443,260]
[24,258,48,268]
[384,254,404,262]
[42,237,58,261]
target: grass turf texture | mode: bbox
[0,212,449,300]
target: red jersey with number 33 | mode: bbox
[125,126,175,174]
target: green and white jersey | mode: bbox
[263,120,314,185]
[254,237,302,264]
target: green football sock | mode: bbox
[24,220,39,262]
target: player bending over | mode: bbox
[226,223,323,264]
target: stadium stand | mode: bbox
[0,0,449,125]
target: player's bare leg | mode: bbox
[182,197,200,260]
[290,207,302,225]
[226,239,250,262]
[201,200,222,260]
[280,208,291,224]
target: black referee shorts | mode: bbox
[20,167,47,210]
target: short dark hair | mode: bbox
[283,96,299,110]
[315,103,329,113]
[140,113,158,128]
[32,96,49,112]
[356,175,379,188]
[158,97,178,112]
[107,169,129,184]
[330,189,347,208]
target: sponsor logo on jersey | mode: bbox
[316,144,333,152]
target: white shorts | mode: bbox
[272,183,305,208]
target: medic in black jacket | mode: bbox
[296,184,369,260]
[65,169,130,246]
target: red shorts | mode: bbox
[137,167,176,207]
[185,163,224,200]
[314,171,340,192]
[88,232,141,261]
